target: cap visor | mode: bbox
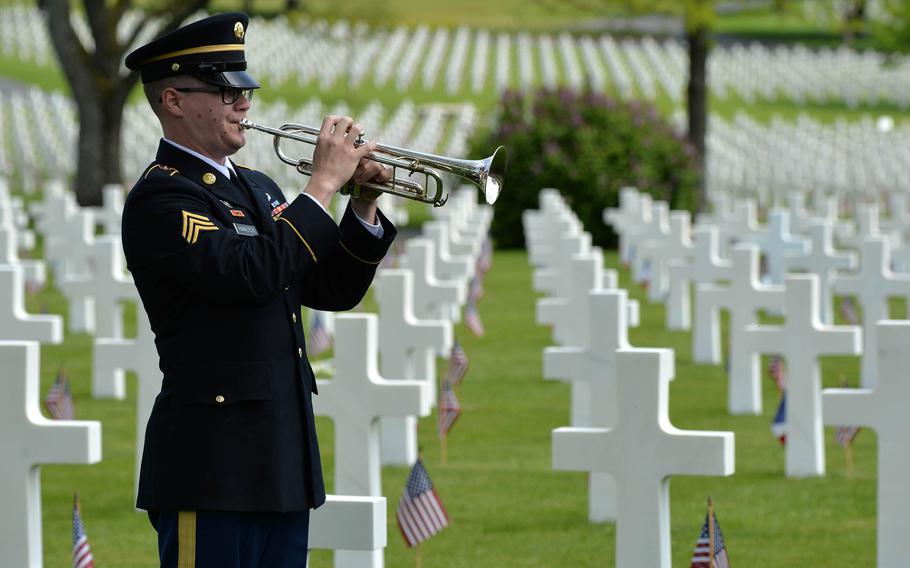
[194,70,260,89]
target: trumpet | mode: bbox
[239,119,506,207]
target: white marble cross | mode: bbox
[0,265,62,343]
[693,244,785,414]
[0,226,45,287]
[552,348,734,568]
[536,248,603,347]
[0,341,102,568]
[629,201,670,283]
[637,210,694,301]
[92,307,160,502]
[315,314,430,568]
[309,495,386,553]
[58,236,137,338]
[93,184,125,236]
[711,198,763,256]
[831,237,910,388]
[421,220,475,285]
[533,229,591,298]
[375,268,452,466]
[823,321,910,567]
[603,187,650,265]
[399,239,464,323]
[317,314,432,495]
[544,289,636,523]
[746,208,810,285]
[742,275,861,477]
[666,225,732,330]
[783,220,856,324]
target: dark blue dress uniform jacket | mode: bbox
[122,141,396,513]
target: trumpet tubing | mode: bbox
[239,118,506,207]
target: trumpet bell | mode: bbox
[482,146,507,205]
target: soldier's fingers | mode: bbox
[319,115,338,138]
[333,116,354,137]
[355,139,378,159]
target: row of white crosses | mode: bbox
[7,5,910,109]
[606,186,910,566]
[2,181,489,565]
[524,189,734,568]
[311,186,491,568]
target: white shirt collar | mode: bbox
[162,138,237,179]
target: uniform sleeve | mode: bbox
[297,201,398,311]
[123,174,341,305]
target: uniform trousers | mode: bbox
[149,509,310,568]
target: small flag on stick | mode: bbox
[690,497,731,568]
[839,296,858,325]
[438,381,461,438]
[464,300,484,337]
[767,355,786,392]
[45,368,74,420]
[72,494,95,568]
[476,238,492,274]
[771,393,786,446]
[834,376,861,474]
[307,311,332,356]
[396,460,449,548]
[445,341,469,386]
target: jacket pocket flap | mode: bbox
[173,361,272,405]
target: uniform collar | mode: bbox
[156,139,237,192]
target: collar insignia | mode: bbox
[202,172,216,185]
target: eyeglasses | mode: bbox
[174,86,254,105]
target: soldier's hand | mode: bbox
[306,115,376,201]
[349,160,392,203]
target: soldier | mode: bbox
[123,12,397,567]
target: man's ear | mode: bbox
[160,88,185,118]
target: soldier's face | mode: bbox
[181,84,251,160]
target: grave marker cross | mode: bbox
[552,348,734,568]
[0,341,101,568]
[742,275,861,477]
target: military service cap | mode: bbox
[125,12,259,89]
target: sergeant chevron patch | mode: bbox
[181,210,219,244]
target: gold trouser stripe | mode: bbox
[178,511,196,568]
[140,44,245,65]
[278,217,317,262]
[339,239,382,265]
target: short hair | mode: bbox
[143,75,203,118]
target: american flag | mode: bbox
[839,296,858,325]
[835,425,861,448]
[767,356,786,392]
[438,380,461,437]
[45,368,74,420]
[690,507,731,568]
[468,276,484,302]
[476,238,493,274]
[307,310,332,356]
[396,459,449,547]
[445,341,469,386]
[771,393,786,446]
[464,300,485,337]
[72,494,95,568]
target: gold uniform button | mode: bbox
[215,395,225,404]
[292,313,297,323]
[202,172,216,185]
[298,347,303,358]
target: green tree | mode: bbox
[873,0,910,53]
[39,1,208,206]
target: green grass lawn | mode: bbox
[34,247,876,566]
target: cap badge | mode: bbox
[234,22,245,40]
[171,63,180,72]
[202,172,217,185]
